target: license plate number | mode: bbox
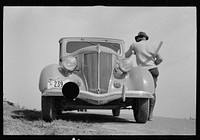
[47,79,69,89]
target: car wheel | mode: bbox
[42,96,57,122]
[133,98,149,123]
[55,107,62,115]
[55,98,63,115]
[112,109,120,116]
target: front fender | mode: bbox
[39,64,65,92]
[127,66,154,94]
[39,64,86,93]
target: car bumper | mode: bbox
[42,86,153,105]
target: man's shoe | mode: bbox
[148,117,153,121]
[148,113,153,121]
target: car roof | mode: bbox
[59,37,125,45]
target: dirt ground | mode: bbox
[3,101,117,135]
[3,101,196,135]
[91,110,196,135]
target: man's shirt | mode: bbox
[126,40,162,70]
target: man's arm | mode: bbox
[125,45,135,58]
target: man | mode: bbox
[125,32,163,121]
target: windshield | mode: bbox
[66,41,121,54]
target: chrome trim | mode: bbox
[97,44,101,94]
[79,90,153,105]
[108,54,116,92]
[81,54,88,91]
[42,89,153,105]
[122,84,125,102]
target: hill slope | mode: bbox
[3,101,117,135]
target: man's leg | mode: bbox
[149,93,156,120]
[148,68,159,120]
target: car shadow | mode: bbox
[57,112,135,123]
[11,110,136,123]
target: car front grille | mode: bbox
[83,52,113,94]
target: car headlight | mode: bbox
[62,56,77,71]
[119,58,133,72]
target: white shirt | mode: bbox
[126,40,159,70]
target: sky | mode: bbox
[3,6,196,119]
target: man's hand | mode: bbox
[154,59,162,65]
[154,54,163,65]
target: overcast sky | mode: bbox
[3,6,196,119]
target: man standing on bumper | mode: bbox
[125,32,163,121]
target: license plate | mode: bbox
[47,79,69,89]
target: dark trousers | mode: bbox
[148,67,159,119]
[149,67,159,88]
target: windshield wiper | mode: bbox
[83,40,120,54]
[86,41,96,46]
[81,40,96,46]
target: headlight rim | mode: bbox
[62,56,77,72]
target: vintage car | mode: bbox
[39,37,155,123]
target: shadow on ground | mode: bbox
[58,112,135,123]
[11,110,134,123]
[11,110,42,121]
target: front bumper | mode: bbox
[42,86,153,105]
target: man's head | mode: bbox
[135,32,149,42]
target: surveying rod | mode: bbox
[154,41,163,58]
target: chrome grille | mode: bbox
[83,52,113,94]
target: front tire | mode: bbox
[112,109,120,116]
[42,96,57,122]
[133,98,149,123]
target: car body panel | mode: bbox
[39,37,154,107]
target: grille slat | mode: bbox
[83,52,112,94]
[84,52,98,92]
[100,52,112,93]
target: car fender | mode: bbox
[39,64,66,92]
[39,64,85,93]
[127,66,154,94]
